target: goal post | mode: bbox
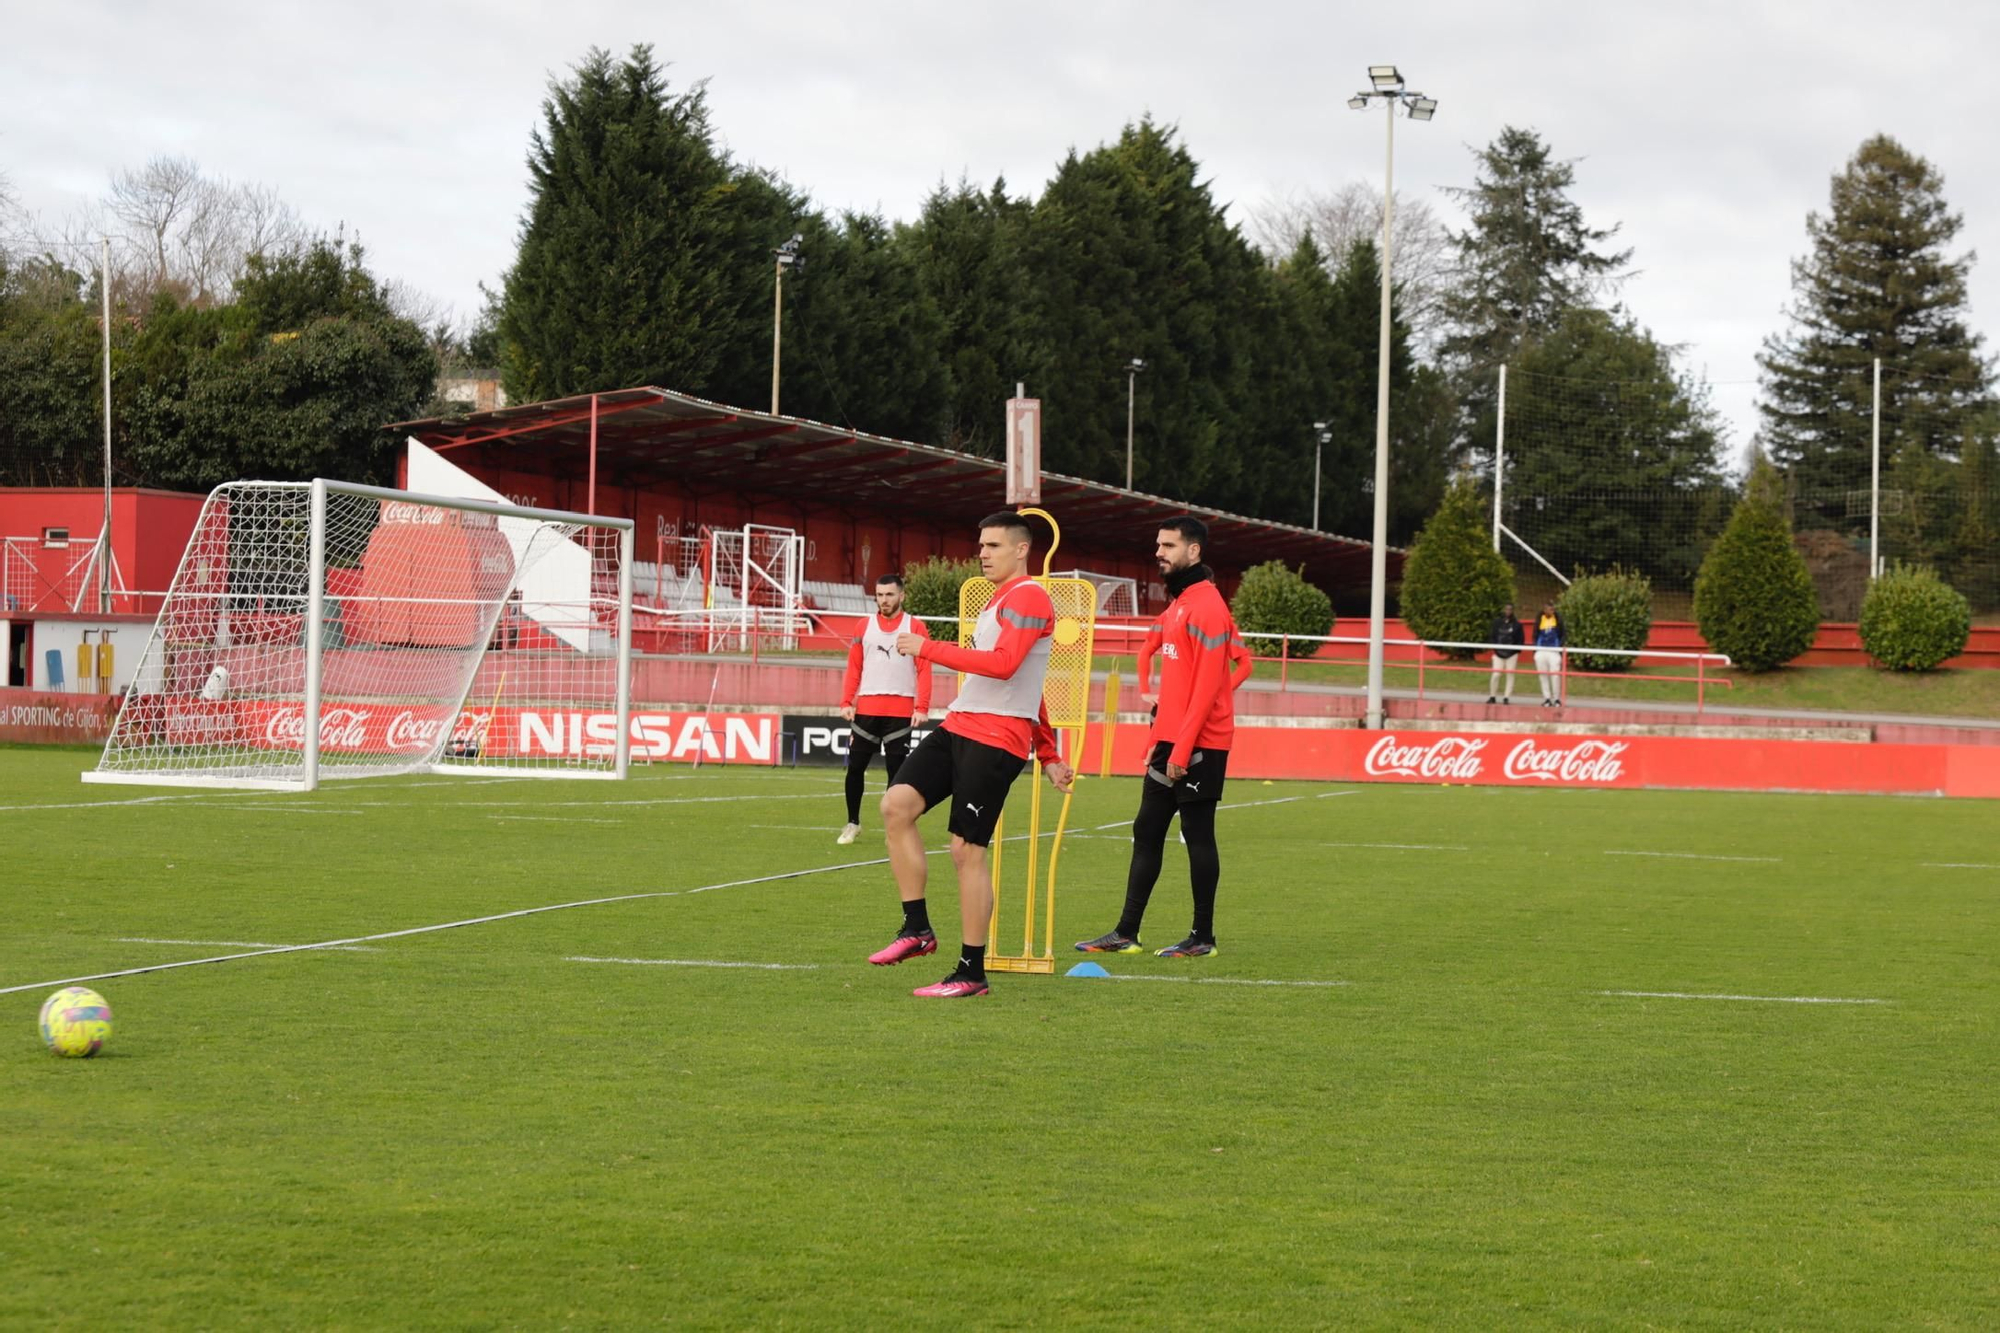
[84,479,634,791]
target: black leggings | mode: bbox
[844,722,912,823]
[1115,775,1220,940]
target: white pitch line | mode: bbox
[117,937,378,954]
[1604,850,1781,863]
[1923,862,1999,870]
[489,815,623,824]
[568,956,818,971]
[0,793,212,813]
[0,855,906,996]
[1597,990,1889,1006]
[1098,974,1349,989]
[1321,841,1469,851]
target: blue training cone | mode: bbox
[1066,961,1110,979]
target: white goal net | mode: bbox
[85,479,633,791]
[1049,569,1140,619]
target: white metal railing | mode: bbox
[1219,628,1732,714]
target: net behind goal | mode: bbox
[86,479,633,791]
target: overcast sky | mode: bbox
[4,0,1995,454]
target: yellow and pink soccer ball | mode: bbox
[39,987,113,1058]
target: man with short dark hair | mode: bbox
[835,573,932,844]
[1486,602,1524,706]
[1078,515,1238,959]
[870,512,1075,998]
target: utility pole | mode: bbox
[771,233,803,415]
[1312,421,1332,530]
[1123,357,1145,489]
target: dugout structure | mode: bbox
[957,508,1097,974]
[85,479,633,791]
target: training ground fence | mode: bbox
[1482,365,1999,617]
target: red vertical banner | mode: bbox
[1006,396,1041,506]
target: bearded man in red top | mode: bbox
[1077,515,1239,959]
[835,572,933,845]
[868,512,1076,998]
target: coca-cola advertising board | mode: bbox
[1077,723,2000,800]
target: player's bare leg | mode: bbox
[948,835,992,951]
[869,783,937,966]
[911,834,994,997]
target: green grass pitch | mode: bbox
[3,748,1997,1328]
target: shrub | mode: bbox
[1398,478,1514,659]
[1858,563,1972,671]
[1229,560,1334,660]
[1556,568,1653,672]
[1693,455,1820,672]
[901,554,982,623]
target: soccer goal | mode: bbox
[85,479,633,791]
[1048,569,1139,619]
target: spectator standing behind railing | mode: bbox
[1486,603,1524,706]
[1532,601,1565,708]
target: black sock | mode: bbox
[901,898,931,936]
[1183,801,1220,942]
[1116,781,1176,938]
[844,759,866,824]
[956,943,986,979]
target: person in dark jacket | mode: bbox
[1532,601,1565,707]
[1486,603,1524,704]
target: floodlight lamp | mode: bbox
[1127,357,1146,371]
[1347,95,1369,110]
[1408,96,1437,121]
[1368,65,1402,91]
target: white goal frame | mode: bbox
[83,478,634,792]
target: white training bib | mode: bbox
[949,588,1052,721]
[856,612,919,698]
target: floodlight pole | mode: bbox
[1349,68,1434,730]
[1312,421,1332,531]
[1124,358,1145,489]
[1870,357,1881,578]
[771,234,804,417]
[771,253,785,417]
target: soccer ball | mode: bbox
[39,987,113,1058]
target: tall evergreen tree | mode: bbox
[1503,307,1729,584]
[1693,454,1821,672]
[903,178,1033,455]
[776,210,945,443]
[1013,118,1267,506]
[1321,237,1452,543]
[1439,127,1630,398]
[498,46,771,402]
[1758,134,1992,500]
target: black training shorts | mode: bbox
[893,726,1027,847]
[1145,740,1229,804]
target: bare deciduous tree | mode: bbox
[1250,182,1453,350]
[98,155,309,306]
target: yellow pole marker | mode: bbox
[989,809,1004,947]
[1023,758,1043,954]
[965,506,1093,976]
[1099,670,1121,779]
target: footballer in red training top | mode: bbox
[1077,515,1240,959]
[867,511,1074,999]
